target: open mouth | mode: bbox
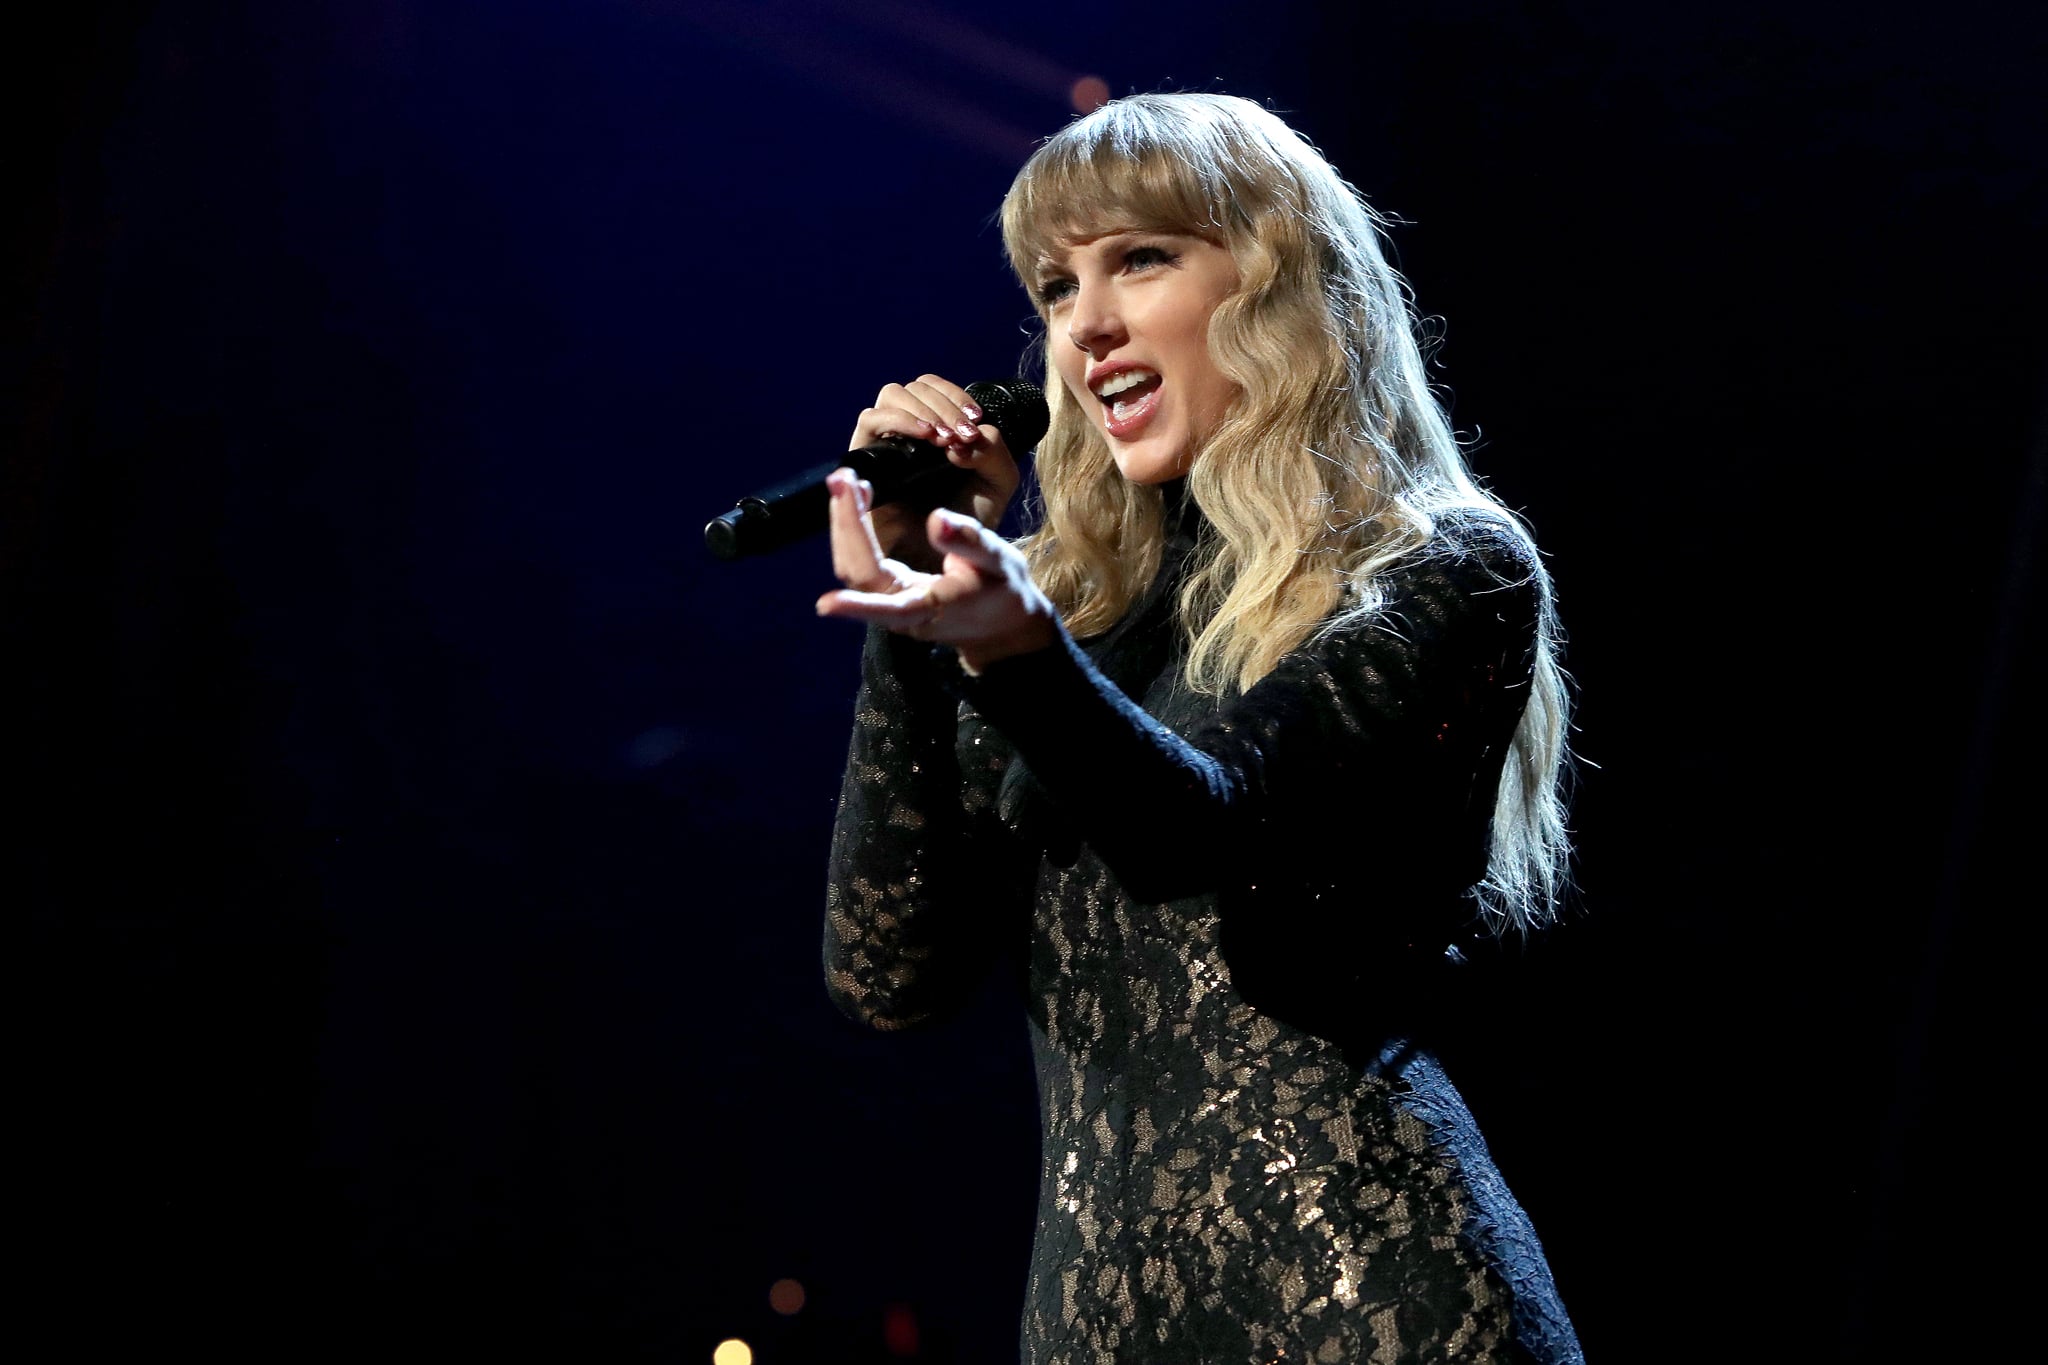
[1092,367,1162,437]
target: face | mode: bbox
[1035,230,1241,485]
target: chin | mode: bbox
[1112,443,1194,486]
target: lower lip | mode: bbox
[1103,386,1162,440]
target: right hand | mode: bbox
[816,471,1060,671]
[849,373,1021,572]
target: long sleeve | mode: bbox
[822,625,1034,1030]
[955,512,1543,911]
[827,515,1582,1364]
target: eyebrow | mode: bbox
[1033,227,1179,277]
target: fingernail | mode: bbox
[962,402,982,421]
[955,423,978,440]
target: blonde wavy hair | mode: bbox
[999,92,1572,935]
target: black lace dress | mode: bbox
[823,498,1583,1364]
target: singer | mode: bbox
[816,93,1581,1363]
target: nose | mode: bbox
[1066,280,1124,357]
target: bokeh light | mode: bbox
[1070,75,1110,113]
[711,1339,752,1365]
[883,1303,920,1357]
[768,1277,806,1315]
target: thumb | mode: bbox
[926,508,1008,572]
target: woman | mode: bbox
[816,93,1581,1364]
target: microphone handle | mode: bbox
[703,441,967,561]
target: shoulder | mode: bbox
[1413,504,1545,593]
[1354,505,1546,624]
[1306,506,1545,672]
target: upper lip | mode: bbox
[1086,360,1158,396]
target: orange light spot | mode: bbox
[711,1340,752,1365]
[768,1278,806,1315]
[1070,76,1111,114]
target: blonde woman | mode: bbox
[817,93,1581,1364]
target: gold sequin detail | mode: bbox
[824,516,1584,1363]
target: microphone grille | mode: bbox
[967,379,1050,453]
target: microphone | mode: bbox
[704,378,1049,561]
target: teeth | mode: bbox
[1093,368,1158,399]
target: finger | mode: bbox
[852,404,941,450]
[824,469,868,584]
[915,373,983,424]
[827,469,892,590]
[946,423,1013,470]
[907,378,984,445]
[926,507,1009,572]
[814,582,937,626]
[877,382,968,447]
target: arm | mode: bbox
[953,515,1544,907]
[818,376,1038,1029]
[822,625,1034,1030]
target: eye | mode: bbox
[1123,244,1179,272]
[1036,276,1077,307]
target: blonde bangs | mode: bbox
[1001,102,1274,293]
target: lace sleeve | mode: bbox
[955,516,1543,910]
[822,626,1034,1030]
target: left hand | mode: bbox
[814,468,1059,673]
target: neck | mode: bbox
[1157,476,1199,540]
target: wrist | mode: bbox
[954,614,1058,676]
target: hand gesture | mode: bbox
[815,469,1057,674]
[848,373,1021,572]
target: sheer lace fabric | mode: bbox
[824,507,1583,1364]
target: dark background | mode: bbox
[10,1,2043,1360]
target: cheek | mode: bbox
[1053,359,1092,412]
[1181,327,1235,418]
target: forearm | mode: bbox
[823,627,1023,1028]
[955,625,1252,902]
[947,523,1545,906]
